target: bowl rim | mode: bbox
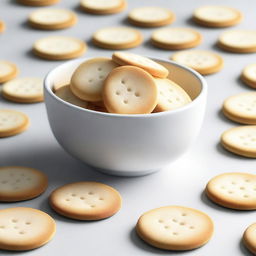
[44,56,207,118]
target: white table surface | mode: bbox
[0,0,256,255]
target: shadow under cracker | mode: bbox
[215,142,255,161]
[129,227,171,254]
[217,109,236,125]
[185,17,198,27]
[129,227,201,254]
[236,76,253,90]
[201,191,256,214]
[239,238,255,256]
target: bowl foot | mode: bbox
[94,167,161,177]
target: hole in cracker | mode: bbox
[181,213,187,216]
[19,231,25,235]
[228,191,233,194]
[71,193,76,197]
[98,67,102,71]
[14,226,19,229]
[0,226,5,229]
[66,198,70,201]
[244,194,249,198]
[12,219,18,223]
[99,75,104,79]
[221,186,225,189]
[189,226,195,229]
[245,179,250,182]
[164,225,170,229]
[240,187,245,190]
[121,80,125,84]
[168,99,172,103]
[1,180,8,184]
[135,92,140,97]
[172,232,178,235]
[231,181,236,185]
[89,79,93,83]
[99,197,104,200]
[90,205,95,208]
[80,197,85,200]
[127,88,132,92]
[123,100,128,104]
[88,192,94,195]
[158,219,164,223]
[25,222,31,225]
[116,91,120,95]
[172,219,178,223]
[179,222,185,226]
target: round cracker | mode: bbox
[28,8,77,30]
[221,125,256,158]
[2,77,44,103]
[0,61,18,84]
[154,78,191,112]
[206,172,256,210]
[49,181,122,220]
[193,6,242,27]
[112,51,169,78]
[0,166,48,202]
[128,7,175,27]
[241,63,256,89]
[136,205,214,251]
[55,84,88,108]
[0,207,56,251]
[92,27,142,50]
[171,50,224,75]
[222,92,256,125]
[243,223,256,254]
[70,57,119,102]
[103,65,158,114]
[0,20,5,33]
[218,30,256,53]
[33,36,86,60]
[151,27,202,50]
[17,0,59,6]
[0,109,29,138]
[80,0,126,14]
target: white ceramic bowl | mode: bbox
[44,57,207,176]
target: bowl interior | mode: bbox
[158,60,202,100]
[46,58,203,103]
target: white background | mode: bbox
[0,0,256,255]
